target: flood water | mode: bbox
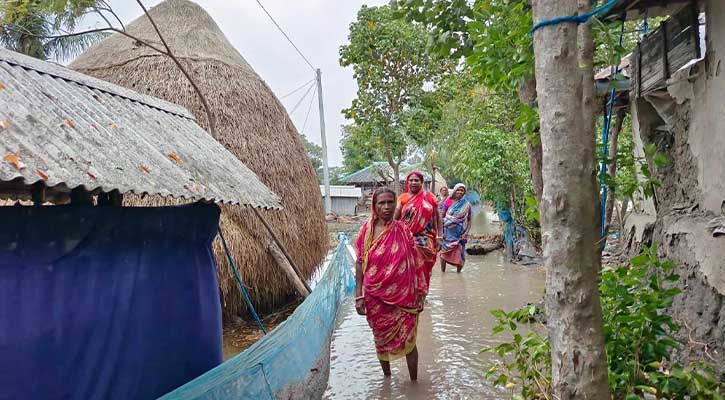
[324,207,545,399]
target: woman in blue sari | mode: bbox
[439,184,472,273]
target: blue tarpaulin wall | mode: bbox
[0,204,223,400]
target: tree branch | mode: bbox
[133,0,217,136]
[96,1,126,31]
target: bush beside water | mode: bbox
[483,244,723,400]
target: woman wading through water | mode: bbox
[395,171,442,292]
[354,188,426,380]
[439,183,472,273]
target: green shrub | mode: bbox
[483,244,723,399]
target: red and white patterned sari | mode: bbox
[356,219,424,361]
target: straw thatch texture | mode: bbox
[70,0,327,316]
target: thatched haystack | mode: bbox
[70,0,327,317]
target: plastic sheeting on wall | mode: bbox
[0,204,223,400]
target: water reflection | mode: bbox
[324,207,545,399]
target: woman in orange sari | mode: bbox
[355,188,425,380]
[395,171,441,292]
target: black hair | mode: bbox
[372,187,396,206]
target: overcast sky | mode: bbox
[82,0,387,166]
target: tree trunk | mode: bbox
[384,146,401,194]
[518,77,544,206]
[391,162,401,194]
[430,162,437,195]
[604,109,626,235]
[527,135,544,204]
[532,0,611,398]
[616,196,631,244]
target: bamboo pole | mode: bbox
[268,240,310,297]
[251,207,314,295]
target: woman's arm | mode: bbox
[354,259,365,315]
[463,208,473,239]
[435,206,443,246]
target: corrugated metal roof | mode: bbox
[0,48,281,209]
[320,185,362,198]
[341,162,433,185]
[603,0,689,21]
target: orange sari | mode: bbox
[356,219,424,361]
[398,190,438,292]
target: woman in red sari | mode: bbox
[355,188,425,380]
[395,171,442,292]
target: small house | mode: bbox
[342,161,448,195]
[320,185,363,215]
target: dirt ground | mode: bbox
[221,300,300,360]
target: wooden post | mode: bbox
[635,42,642,98]
[661,20,670,79]
[251,207,314,294]
[268,240,310,297]
[691,0,701,59]
[31,182,45,206]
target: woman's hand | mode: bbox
[355,298,366,316]
[417,294,425,313]
[462,233,469,241]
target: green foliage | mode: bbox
[597,115,669,208]
[454,126,529,206]
[299,134,325,182]
[482,306,551,399]
[439,81,530,210]
[483,246,723,399]
[1,0,107,61]
[601,245,722,399]
[466,0,533,95]
[524,195,539,224]
[340,124,379,175]
[394,0,533,97]
[340,5,445,168]
[301,134,323,172]
[328,167,347,186]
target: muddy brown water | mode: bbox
[324,207,545,399]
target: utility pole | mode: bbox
[316,68,332,214]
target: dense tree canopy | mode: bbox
[340,4,446,191]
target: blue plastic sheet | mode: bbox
[464,190,481,205]
[0,204,223,400]
[497,205,515,251]
[159,234,355,399]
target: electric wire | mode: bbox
[253,0,316,71]
[280,79,315,100]
[288,82,315,115]
[299,86,317,135]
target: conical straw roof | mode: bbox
[72,0,327,317]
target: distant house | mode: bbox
[320,185,362,215]
[341,162,448,195]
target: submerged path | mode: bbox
[324,208,545,399]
